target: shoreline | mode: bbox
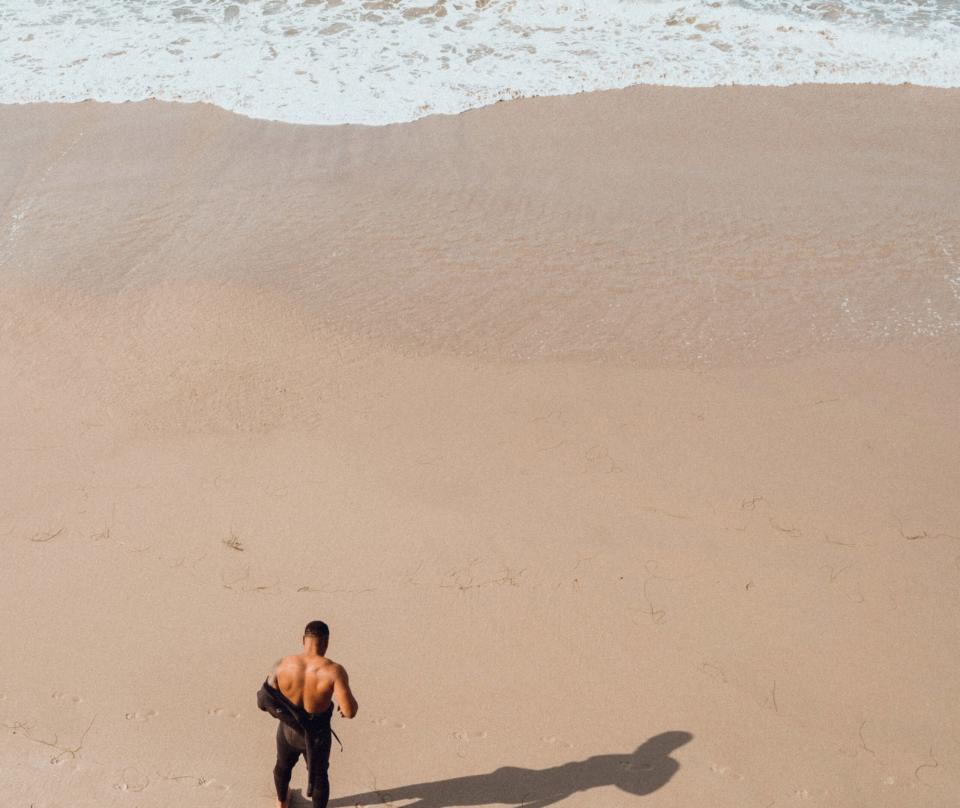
[2,79,959,129]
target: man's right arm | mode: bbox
[332,665,358,719]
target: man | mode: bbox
[257,620,359,808]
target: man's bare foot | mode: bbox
[276,799,288,808]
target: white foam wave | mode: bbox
[1,1,958,125]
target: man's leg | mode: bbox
[310,730,332,808]
[273,724,303,807]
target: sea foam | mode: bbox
[1,0,958,125]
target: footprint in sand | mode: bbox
[371,717,406,729]
[51,691,83,704]
[207,707,241,719]
[709,762,744,781]
[124,709,158,722]
[453,730,487,742]
[157,772,231,790]
[114,767,150,792]
[540,736,573,749]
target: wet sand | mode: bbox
[1,86,958,807]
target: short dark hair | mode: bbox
[304,620,329,639]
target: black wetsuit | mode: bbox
[257,680,334,808]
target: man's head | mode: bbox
[303,620,330,654]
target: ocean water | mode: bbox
[1,0,958,125]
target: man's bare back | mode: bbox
[269,652,358,718]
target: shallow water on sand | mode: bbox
[2,88,958,366]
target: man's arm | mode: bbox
[332,665,358,718]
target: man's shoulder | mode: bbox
[275,654,307,675]
[311,656,346,678]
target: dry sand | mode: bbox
[1,86,959,807]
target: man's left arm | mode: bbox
[332,665,358,719]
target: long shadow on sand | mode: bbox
[309,731,693,808]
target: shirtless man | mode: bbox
[266,620,358,808]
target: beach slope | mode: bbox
[1,87,958,807]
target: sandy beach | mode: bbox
[1,86,959,807]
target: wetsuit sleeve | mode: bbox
[257,681,301,729]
